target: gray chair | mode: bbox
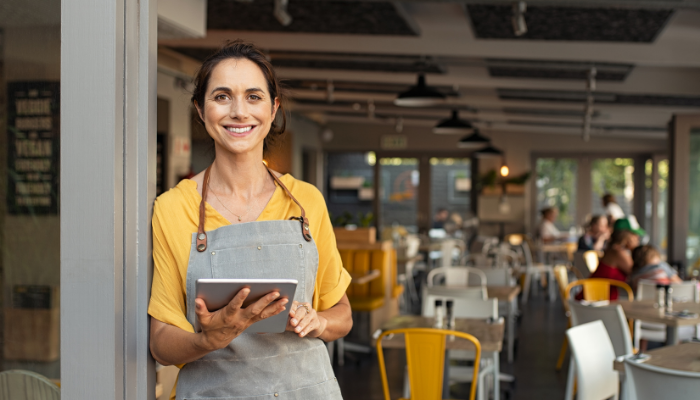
[0,370,60,400]
[624,355,700,400]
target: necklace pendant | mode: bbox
[238,216,242,221]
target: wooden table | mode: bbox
[614,300,700,345]
[613,342,700,373]
[379,315,504,400]
[488,286,521,363]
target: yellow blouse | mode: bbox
[148,174,351,336]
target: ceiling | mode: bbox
[159,0,700,142]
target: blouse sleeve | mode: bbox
[310,189,352,311]
[148,199,194,333]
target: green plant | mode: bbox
[358,212,374,227]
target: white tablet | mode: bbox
[194,278,298,334]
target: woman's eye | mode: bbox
[215,94,230,101]
[249,94,262,101]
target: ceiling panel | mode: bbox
[498,88,700,106]
[207,0,419,35]
[467,5,673,42]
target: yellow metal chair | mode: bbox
[377,328,482,400]
[564,278,634,302]
[553,265,572,371]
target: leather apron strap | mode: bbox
[196,163,312,252]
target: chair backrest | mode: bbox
[0,370,60,400]
[583,251,599,273]
[377,328,482,400]
[427,266,487,287]
[422,295,498,319]
[573,251,592,279]
[439,239,457,268]
[624,355,700,400]
[469,267,513,287]
[637,279,699,302]
[568,300,633,357]
[493,246,521,269]
[553,265,571,312]
[566,321,620,400]
[565,278,634,301]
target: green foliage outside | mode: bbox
[536,158,577,228]
[591,158,634,198]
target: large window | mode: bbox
[536,158,578,230]
[591,158,635,217]
[430,157,471,226]
[379,157,419,233]
[325,152,374,227]
[688,130,700,272]
[1,2,61,380]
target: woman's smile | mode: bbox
[224,124,256,137]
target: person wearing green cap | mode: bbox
[613,215,647,238]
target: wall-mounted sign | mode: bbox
[7,82,60,215]
[381,135,407,150]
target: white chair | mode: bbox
[470,267,515,287]
[422,297,499,400]
[624,356,700,400]
[568,301,633,400]
[634,280,699,348]
[566,321,620,400]
[0,370,60,400]
[427,266,487,288]
[422,286,487,313]
[396,235,422,307]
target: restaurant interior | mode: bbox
[3,0,700,399]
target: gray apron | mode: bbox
[176,165,343,400]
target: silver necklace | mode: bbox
[208,184,251,222]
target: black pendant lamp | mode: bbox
[473,144,504,159]
[433,110,474,134]
[457,129,490,149]
[394,74,446,107]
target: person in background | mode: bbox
[602,193,625,225]
[578,215,610,251]
[586,229,639,300]
[538,207,566,243]
[629,245,681,293]
[433,207,449,229]
[613,216,647,242]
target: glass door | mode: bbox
[379,157,419,235]
[591,158,635,218]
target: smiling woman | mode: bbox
[148,41,352,400]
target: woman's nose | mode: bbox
[229,98,249,119]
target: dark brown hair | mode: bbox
[602,193,615,205]
[191,40,287,152]
[607,229,634,249]
[589,215,605,227]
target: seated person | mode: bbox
[629,245,681,293]
[578,215,609,251]
[537,207,566,243]
[432,207,449,229]
[584,229,639,300]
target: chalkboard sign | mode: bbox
[7,82,60,215]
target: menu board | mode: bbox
[7,82,60,215]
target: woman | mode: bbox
[629,244,681,292]
[588,229,638,300]
[537,207,565,243]
[577,215,609,251]
[148,41,352,400]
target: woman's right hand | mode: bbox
[194,288,289,351]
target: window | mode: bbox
[536,158,577,230]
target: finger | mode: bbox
[288,301,299,318]
[256,298,288,321]
[224,288,251,317]
[294,312,315,335]
[297,315,319,338]
[246,291,281,317]
[290,306,308,327]
[195,298,210,317]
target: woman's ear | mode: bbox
[271,97,280,118]
[194,101,205,122]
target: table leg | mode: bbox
[666,326,680,346]
[508,298,515,364]
[493,352,500,400]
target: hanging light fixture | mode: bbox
[433,110,474,134]
[394,74,446,107]
[473,144,504,158]
[457,128,490,149]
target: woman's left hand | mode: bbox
[287,301,327,338]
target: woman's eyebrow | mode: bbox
[209,86,231,95]
[246,87,264,93]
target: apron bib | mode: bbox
[176,166,342,400]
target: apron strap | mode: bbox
[196,165,212,252]
[263,165,313,242]
[195,163,312,252]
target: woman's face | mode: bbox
[197,58,279,157]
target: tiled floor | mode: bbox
[336,288,571,400]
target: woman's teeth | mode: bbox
[226,126,253,133]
